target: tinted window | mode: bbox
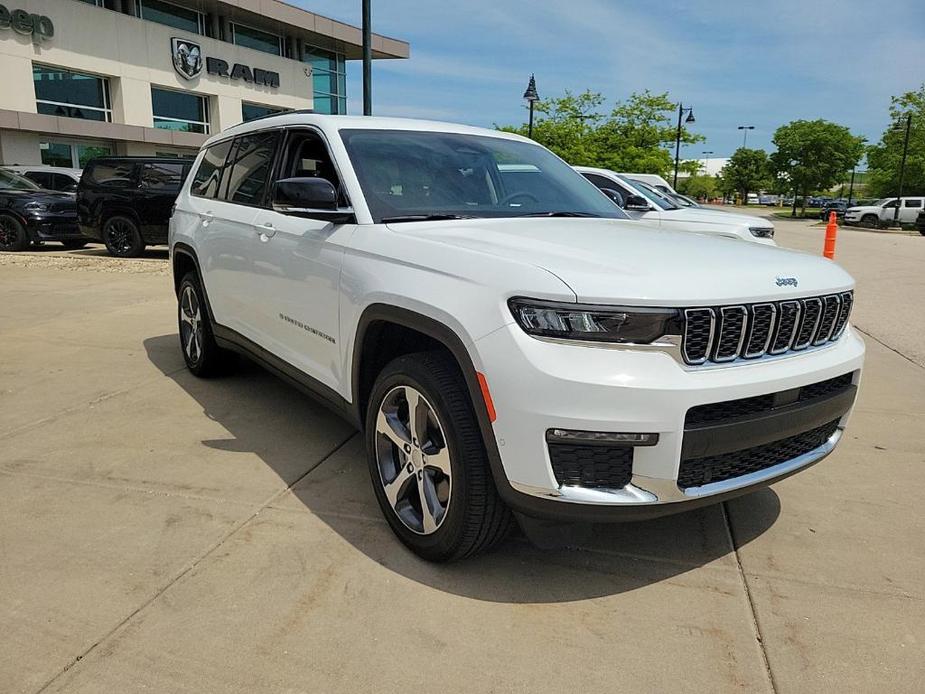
[88,162,136,188]
[142,162,186,190]
[25,172,55,189]
[54,173,78,192]
[904,199,922,208]
[582,172,630,196]
[222,131,278,205]
[191,140,233,198]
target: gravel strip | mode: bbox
[0,252,169,275]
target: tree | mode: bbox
[768,119,865,216]
[498,90,702,176]
[720,148,769,205]
[677,173,718,200]
[866,85,925,198]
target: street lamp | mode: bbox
[673,103,695,188]
[362,0,372,115]
[892,113,912,227]
[737,125,755,148]
[701,150,714,174]
[523,74,539,139]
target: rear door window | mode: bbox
[24,171,54,189]
[220,131,280,206]
[89,162,137,188]
[191,140,233,199]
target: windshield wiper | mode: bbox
[381,214,477,223]
[519,211,601,218]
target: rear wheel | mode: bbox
[365,352,512,561]
[177,272,236,377]
[0,215,29,251]
[103,216,144,257]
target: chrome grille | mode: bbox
[713,306,747,362]
[681,292,853,366]
[744,303,776,358]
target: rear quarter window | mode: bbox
[142,162,187,191]
[88,162,137,188]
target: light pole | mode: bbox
[737,125,755,148]
[523,74,539,139]
[892,113,912,226]
[673,103,695,189]
[362,0,371,115]
[846,169,856,206]
[701,150,714,174]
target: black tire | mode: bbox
[365,351,513,562]
[177,272,236,377]
[61,240,88,250]
[103,215,144,257]
[0,215,29,252]
[861,214,880,229]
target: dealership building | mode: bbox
[0,0,408,167]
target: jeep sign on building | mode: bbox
[0,0,408,167]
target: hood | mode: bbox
[660,207,773,229]
[387,217,853,305]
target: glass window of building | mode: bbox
[151,87,210,134]
[33,65,112,122]
[231,23,281,55]
[138,0,203,34]
[242,103,284,122]
[303,47,346,114]
[41,141,112,168]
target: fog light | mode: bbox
[546,429,659,446]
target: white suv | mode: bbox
[577,166,777,243]
[844,197,924,228]
[169,113,865,561]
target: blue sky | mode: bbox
[296,0,923,159]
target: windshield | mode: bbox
[872,198,894,207]
[339,129,628,222]
[0,169,41,191]
[621,177,680,210]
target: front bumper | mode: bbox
[24,213,83,241]
[475,322,865,522]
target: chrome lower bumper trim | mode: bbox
[510,428,842,507]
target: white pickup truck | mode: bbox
[169,113,864,561]
[844,197,925,227]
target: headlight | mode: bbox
[508,298,681,344]
[23,202,49,213]
[749,226,774,238]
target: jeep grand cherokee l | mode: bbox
[169,114,865,561]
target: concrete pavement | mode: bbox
[1,220,923,693]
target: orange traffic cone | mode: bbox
[823,211,838,259]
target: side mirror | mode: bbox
[274,177,338,211]
[600,187,625,207]
[624,194,651,211]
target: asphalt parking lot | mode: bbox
[2,217,924,693]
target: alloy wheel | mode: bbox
[0,218,17,248]
[107,219,135,254]
[179,284,203,365]
[374,385,452,535]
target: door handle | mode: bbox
[256,222,277,239]
[199,211,214,226]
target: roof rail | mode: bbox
[241,108,315,125]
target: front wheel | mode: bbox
[0,215,29,251]
[861,214,880,229]
[365,352,512,562]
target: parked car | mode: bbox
[2,165,82,192]
[619,172,677,196]
[576,166,776,244]
[819,200,850,221]
[78,157,193,257]
[0,169,83,251]
[844,197,925,228]
[170,114,864,561]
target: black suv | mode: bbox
[0,169,83,252]
[78,157,192,257]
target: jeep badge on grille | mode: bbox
[775,276,798,287]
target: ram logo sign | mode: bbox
[170,37,281,88]
[171,38,203,80]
